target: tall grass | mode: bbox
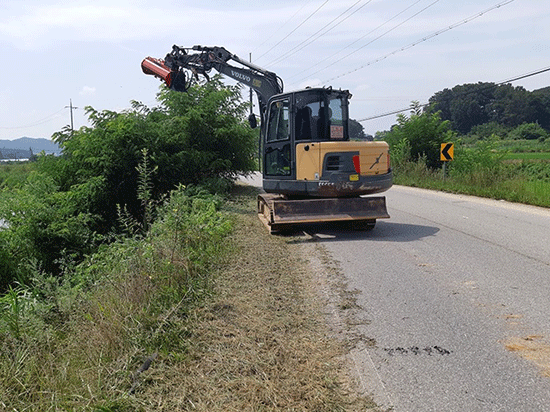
[0,185,232,411]
[393,144,550,208]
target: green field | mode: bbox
[502,152,550,160]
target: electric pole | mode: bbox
[65,99,79,132]
[249,53,253,116]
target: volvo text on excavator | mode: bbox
[142,45,392,233]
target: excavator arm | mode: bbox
[142,45,283,122]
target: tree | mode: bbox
[487,84,537,128]
[386,102,456,169]
[47,76,257,231]
[428,82,550,135]
[428,83,495,134]
[348,119,367,140]
[0,77,258,284]
[531,87,550,130]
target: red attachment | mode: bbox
[352,155,361,174]
[141,57,174,88]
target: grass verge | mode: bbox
[393,160,550,208]
[138,184,378,411]
[0,184,379,411]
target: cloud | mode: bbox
[0,2,277,50]
[79,86,96,96]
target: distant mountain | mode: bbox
[0,137,61,159]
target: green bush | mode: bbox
[0,184,233,410]
[508,122,548,141]
[48,78,256,229]
[1,78,255,289]
[0,172,101,288]
[450,138,505,177]
[468,121,510,140]
[385,102,456,169]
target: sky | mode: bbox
[0,0,549,140]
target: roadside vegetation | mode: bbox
[1,182,374,411]
[0,77,254,408]
[0,78,373,411]
[380,91,550,208]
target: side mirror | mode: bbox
[248,113,257,129]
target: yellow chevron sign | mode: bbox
[440,143,454,161]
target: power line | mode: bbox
[253,1,314,55]
[324,0,515,86]
[289,0,429,83]
[266,0,372,67]
[498,66,550,85]
[358,64,550,122]
[0,108,65,130]
[255,0,330,62]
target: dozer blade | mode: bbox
[257,193,389,233]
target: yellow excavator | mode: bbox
[142,45,392,233]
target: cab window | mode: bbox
[328,97,345,140]
[266,99,290,142]
[264,144,291,176]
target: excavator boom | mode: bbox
[142,45,283,120]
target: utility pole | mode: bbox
[249,53,253,116]
[65,99,79,132]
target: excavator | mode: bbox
[142,45,392,233]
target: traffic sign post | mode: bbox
[440,143,454,178]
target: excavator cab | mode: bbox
[262,87,348,181]
[261,88,392,199]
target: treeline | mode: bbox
[0,76,256,289]
[426,82,550,135]
[0,149,34,160]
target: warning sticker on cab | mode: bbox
[330,125,344,139]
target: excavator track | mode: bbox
[257,193,390,234]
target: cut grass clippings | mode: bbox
[114,184,379,411]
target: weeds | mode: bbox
[0,183,373,411]
[0,286,28,339]
[394,143,550,208]
[0,183,233,410]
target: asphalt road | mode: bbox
[314,186,550,411]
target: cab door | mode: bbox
[263,97,294,179]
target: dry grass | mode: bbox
[133,185,377,411]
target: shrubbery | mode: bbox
[383,102,456,170]
[384,102,550,207]
[0,77,256,289]
[0,77,250,408]
[0,184,233,410]
[508,122,548,141]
